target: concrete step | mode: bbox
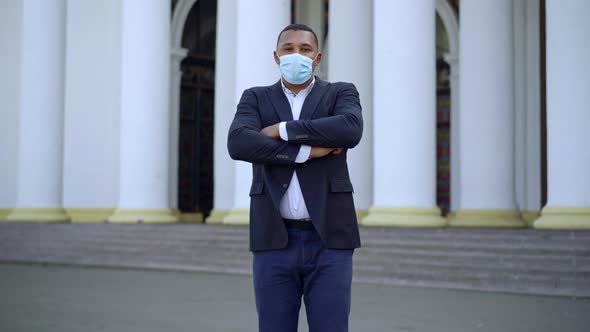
[1,222,589,297]
[5,224,588,256]
[5,224,589,258]
[3,235,588,274]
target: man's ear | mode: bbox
[274,51,280,65]
[313,52,322,67]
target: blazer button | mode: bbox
[282,184,288,189]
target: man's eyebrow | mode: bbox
[280,42,313,48]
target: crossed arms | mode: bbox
[227,83,363,165]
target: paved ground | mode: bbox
[0,263,588,332]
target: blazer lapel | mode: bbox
[268,80,293,122]
[299,77,328,120]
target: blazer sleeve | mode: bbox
[227,88,302,166]
[283,82,363,148]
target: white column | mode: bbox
[62,0,122,223]
[6,0,69,222]
[513,0,542,226]
[444,54,460,213]
[294,0,326,78]
[108,0,177,223]
[448,0,525,227]
[363,0,444,227]
[168,48,187,211]
[535,0,590,229]
[436,0,460,214]
[523,0,542,223]
[169,0,192,217]
[222,0,290,224]
[514,0,527,218]
[207,0,237,223]
[0,1,23,221]
[328,0,372,220]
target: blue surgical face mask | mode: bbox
[278,53,316,85]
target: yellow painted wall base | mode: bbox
[67,208,115,223]
[521,211,541,227]
[0,209,11,221]
[355,209,368,222]
[361,207,446,227]
[447,209,526,228]
[534,207,590,230]
[178,212,204,223]
[107,209,178,223]
[206,209,229,224]
[223,208,249,225]
[4,208,71,222]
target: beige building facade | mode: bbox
[0,0,588,229]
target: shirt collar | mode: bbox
[281,76,315,97]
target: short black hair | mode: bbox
[276,23,319,49]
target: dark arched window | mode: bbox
[178,0,217,218]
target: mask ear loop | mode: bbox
[311,54,319,68]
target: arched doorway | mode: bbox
[435,0,459,216]
[171,0,217,220]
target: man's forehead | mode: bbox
[278,30,316,47]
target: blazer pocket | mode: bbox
[249,182,264,196]
[329,178,354,193]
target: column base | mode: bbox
[107,209,179,223]
[0,209,11,221]
[66,208,115,223]
[4,208,71,222]
[222,208,249,225]
[355,209,368,222]
[178,212,204,223]
[534,207,590,230]
[520,210,541,227]
[447,209,526,228]
[361,207,446,227]
[206,209,230,224]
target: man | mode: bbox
[227,23,363,332]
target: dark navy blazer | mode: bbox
[227,77,363,251]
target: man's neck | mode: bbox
[282,76,314,95]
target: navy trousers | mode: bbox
[252,227,354,332]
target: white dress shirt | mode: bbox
[277,78,314,220]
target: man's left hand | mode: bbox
[260,123,280,139]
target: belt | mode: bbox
[283,218,314,230]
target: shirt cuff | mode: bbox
[295,145,311,163]
[279,121,288,141]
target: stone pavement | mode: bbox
[0,263,588,332]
